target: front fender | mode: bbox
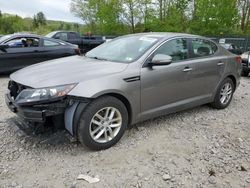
[67,73,141,125]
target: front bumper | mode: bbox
[5,92,67,123]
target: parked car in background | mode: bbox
[241,51,250,76]
[46,31,106,53]
[220,43,243,55]
[5,33,241,150]
[0,34,80,73]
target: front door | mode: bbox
[140,38,210,120]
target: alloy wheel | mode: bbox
[89,107,122,143]
[220,83,233,105]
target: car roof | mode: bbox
[125,32,201,39]
[7,33,42,38]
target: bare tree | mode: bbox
[238,0,250,32]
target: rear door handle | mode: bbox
[183,67,193,72]
[217,62,224,66]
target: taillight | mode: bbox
[75,48,81,55]
[236,56,242,64]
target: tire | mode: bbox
[77,96,128,150]
[241,70,249,77]
[211,78,235,109]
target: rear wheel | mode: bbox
[241,70,249,77]
[211,78,234,109]
[77,96,128,150]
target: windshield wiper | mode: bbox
[88,56,108,61]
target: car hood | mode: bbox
[10,56,128,88]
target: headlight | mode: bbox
[15,83,77,104]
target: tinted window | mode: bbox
[44,40,61,47]
[5,37,40,48]
[69,33,77,39]
[55,33,68,40]
[154,38,188,62]
[192,39,217,57]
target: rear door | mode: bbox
[67,32,81,45]
[187,38,225,96]
[38,39,73,61]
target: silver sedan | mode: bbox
[6,32,241,150]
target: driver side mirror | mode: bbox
[149,54,172,66]
[0,44,9,52]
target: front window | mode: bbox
[5,37,40,48]
[154,38,188,62]
[55,33,68,41]
[86,35,160,63]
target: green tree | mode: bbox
[71,0,124,34]
[71,0,98,32]
[33,12,46,28]
[190,0,239,35]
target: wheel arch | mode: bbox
[72,92,133,137]
[98,93,133,126]
[212,74,238,100]
[227,75,237,91]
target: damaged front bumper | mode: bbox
[5,92,87,136]
[5,92,67,122]
[5,93,68,123]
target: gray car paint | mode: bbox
[10,32,241,133]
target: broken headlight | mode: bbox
[15,84,77,105]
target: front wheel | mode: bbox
[211,78,235,109]
[77,96,128,150]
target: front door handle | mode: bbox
[217,62,224,66]
[183,67,193,72]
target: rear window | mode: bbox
[43,39,61,47]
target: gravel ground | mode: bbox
[0,76,250,188]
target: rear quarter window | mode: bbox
[43,39,61,47]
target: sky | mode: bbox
[0,0,83,23]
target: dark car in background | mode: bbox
[0,34,80,73]
[46,31,106,53]
[241,51,250,76]
[220,43,243,55]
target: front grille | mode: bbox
[8,80,27,99]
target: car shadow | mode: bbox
[6,117,74,146]
[5,104,213,151]
[0,74,9,78]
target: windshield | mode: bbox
[86,35,160,63]
[0,35,12,44]
[221,43,231,49]
[45,31,57,38]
